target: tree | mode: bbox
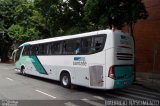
[0,0,43,62]
[34,0,62,37]
[84,0,148,34]
[35,0,87,36]
[8,0,44,43]
[0,0,22,62]
[8,24,40,43]
[59,0,87,35]
[0,0,148,62]
[122,0,148,36]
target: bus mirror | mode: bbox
[12,49,17,63]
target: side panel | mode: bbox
[29,56,48,75]
[38,56,75,81]
[31,51,106,88]
[74,51,106,87]
[105,49,115,89]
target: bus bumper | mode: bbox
[113,77,134,89]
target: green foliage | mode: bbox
[0,0,148,62]
[8,24,39,43]
[84,0,148,30]
[6,0,45,43]
[0,0,148,41]
[0,0,22,28]
[35,0,87,36]
[8,24,24,40]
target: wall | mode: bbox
[124,0,160,73]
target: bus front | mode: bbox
[105,30,134,89]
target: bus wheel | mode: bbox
[60,72,71,88]
[21,66,25,75]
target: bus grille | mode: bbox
[116,53,133,60]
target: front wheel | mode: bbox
[60,73,71,88]
[20,67,26,75]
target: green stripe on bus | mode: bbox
[30,56,48,75]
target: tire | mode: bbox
[20,67,25,75]
[60,72,71,88]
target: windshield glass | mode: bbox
[15,47,23,62]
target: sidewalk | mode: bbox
[134,72,160,92]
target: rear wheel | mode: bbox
[60,72,71,88]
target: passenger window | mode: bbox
[63,40,75,55]
[74,39,81,55]
[81,37,92,54]
[39,44,46,55]
[30,45,39,55]
[22,45,30,56]
[94,36,104,51]
[45,43,50,55]
[81,34,106,54]
[50,42,61,55]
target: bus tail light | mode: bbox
[108,66,115,79]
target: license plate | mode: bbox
[124,81,128,85]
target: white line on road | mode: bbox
[6,77,13,81]
[64,102,78,106]
[81,98,104,106]
[35,90,56,99]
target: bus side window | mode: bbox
[80,34,106,54]
[39,44,46,55]
[74,39,81,55]
[46,43,50,55]
[94,36,103,51]
[31,45,39,55]
[81,37,92,54]
[22,45,30,56]
[22,46,27,56]
[50,42,61,55]
[63,40,76,55]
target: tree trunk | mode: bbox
[1,43,12,63]
[128,22,136,82]
[128,23,133,37]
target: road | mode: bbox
[0,63,160,106]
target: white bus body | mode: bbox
[14,29,134,89]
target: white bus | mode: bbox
[14,29,134,89]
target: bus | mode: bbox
[14,29,134,89]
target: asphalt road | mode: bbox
[0,63,160,106]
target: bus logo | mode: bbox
[121,35,127,40]
[120,35,131,45]
[74,57,85,61]
[73,57,87,66]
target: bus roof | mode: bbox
[20,29,114,47]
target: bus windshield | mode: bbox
[15,47,22,62]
